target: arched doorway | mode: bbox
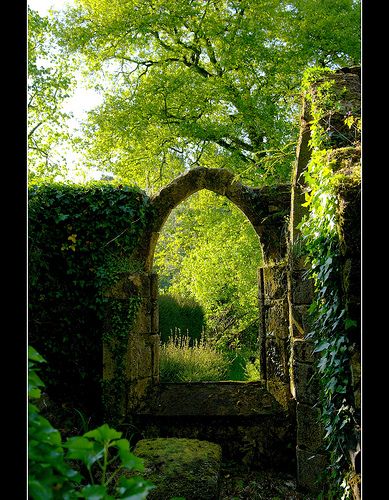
[153,189,263,382]
[103,167,292,418]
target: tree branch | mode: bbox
[28,122,44,139]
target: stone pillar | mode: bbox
[288,68,361,494]
[287,81,327,494]
[102,272,160,423]
[258,263,292,410]
[292,339,328,492]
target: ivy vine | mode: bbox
[28,179,151,419]
[298,67,360,498]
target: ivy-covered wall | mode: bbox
[28,181,151,418]
[288,67,361,498]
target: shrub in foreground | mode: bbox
[28,345,155,499]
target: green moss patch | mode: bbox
[134,438,222,499]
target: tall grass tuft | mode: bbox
[160,330,229,382]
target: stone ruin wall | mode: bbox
[288,67,361,494]
[101,67,360,495]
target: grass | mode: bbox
[159,332,260,382]
[160,334,230,382]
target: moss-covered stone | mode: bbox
[134,438,222,499]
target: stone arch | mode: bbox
[137,167,291,271]
[104,167,292,419]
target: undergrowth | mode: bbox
[159,331,260,382]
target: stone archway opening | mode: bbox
[141,167,292,402]
[127,167,295,471]
[103,167,292,418]
[152,188,264,383]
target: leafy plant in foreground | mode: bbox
[28,345,155,499]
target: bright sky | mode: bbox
[28,0,71,16]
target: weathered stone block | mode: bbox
[296,402,325,452]
[350,350,361,410]
[266,337,290,383]
[127,377,153,411]
[150,272,159,301]
[263,265,288,299]
[296,447,328,493]
[265,300,289,339]
[292,271,314,305]
[145,334,160,380]
[266,379,292,410]
[125,336,143,380]
[293,361,320,405]
[134,438,222,500]
[130,272,151,298]
[150,299,159,334]
[138,344,153,379]
[290,305,313,339]
[134,298,152,332]
[292,338,315,364]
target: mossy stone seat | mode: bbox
[134,437,222,499]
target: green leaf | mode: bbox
[115,440,144,472]
[28,346,46,363]
[28,478,53,500]
[116,476,156,499]
[345,318,357,330]
[84,423,122,443]
[313,341,330,353]
[64,436,104,468]
[79,484,112,499]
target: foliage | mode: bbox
[29,346,83,499]
[159,331,259,382]
[28,180,150,414]
[159,333,230,382]
[28,7,77,180]
[53,0,360,190]
[158,294,205,344]
[29,346,155,499]
[155,190,262,351]
[298,67,360,497]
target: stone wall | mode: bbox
[258,264,293,410]
[288,67,361,494]
[102,272,160,421]
[105,167,292,422]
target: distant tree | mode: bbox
[154,190,262,348]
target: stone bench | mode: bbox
[134,437,222,499]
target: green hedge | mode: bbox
[158,294,205,344]
[28,180,150,416]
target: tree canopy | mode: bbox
[53,0,360,189]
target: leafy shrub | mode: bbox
[28,180,150,414]
[159,333,229,382]
[28,346,155,499]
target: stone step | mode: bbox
[134,437,222,500]
[132,382,295,472]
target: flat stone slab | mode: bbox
[135,381,283,416]
[134,437,222,499]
